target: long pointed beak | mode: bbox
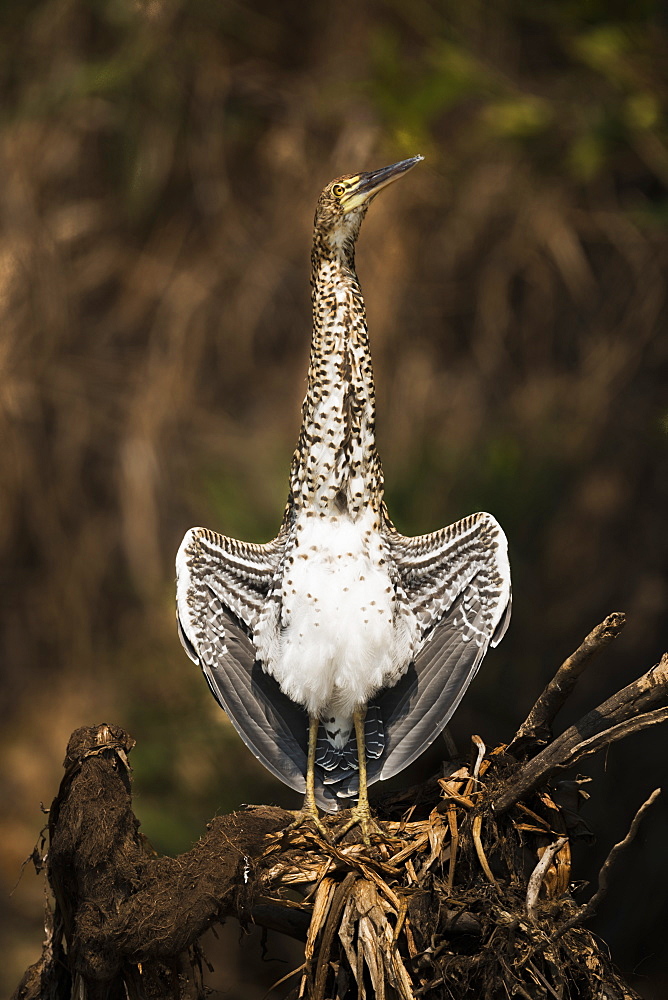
[341,155,423,211]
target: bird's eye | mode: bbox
[332,184,346,198]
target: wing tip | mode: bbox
[491,592,512,647]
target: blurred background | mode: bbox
[2,0,668,995]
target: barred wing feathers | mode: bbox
[371,511,511,782]
[176,527,308,795]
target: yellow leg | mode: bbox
[303,715,320,815]
[335,708,384,845]
[287,716,328,838]
[354,707,370,815]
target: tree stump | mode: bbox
[13,613,668,999]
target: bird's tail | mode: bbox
[314,704,384,798]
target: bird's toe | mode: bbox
[335,803,385,847]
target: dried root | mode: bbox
[12,615,668,1000]
[258,742,651,1000]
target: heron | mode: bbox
[176,155,511,839]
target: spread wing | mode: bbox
[368,511,511,784]
[176,512,511,811]
[176,527,309,796]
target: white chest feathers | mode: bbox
[254,511,418,718]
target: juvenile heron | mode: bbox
[176,156,511,836]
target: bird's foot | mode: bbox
[285,800,330,841]
[335,802,384,847]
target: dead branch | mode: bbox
[551,788,661,941]
[493,652,668,814]
[519,788,662,975]
[508,613,627,755]
[526,837,568,919]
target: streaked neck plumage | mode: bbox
[288,223,383,520]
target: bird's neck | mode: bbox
[288,240,383,519]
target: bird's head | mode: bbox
[313,155,423,259]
